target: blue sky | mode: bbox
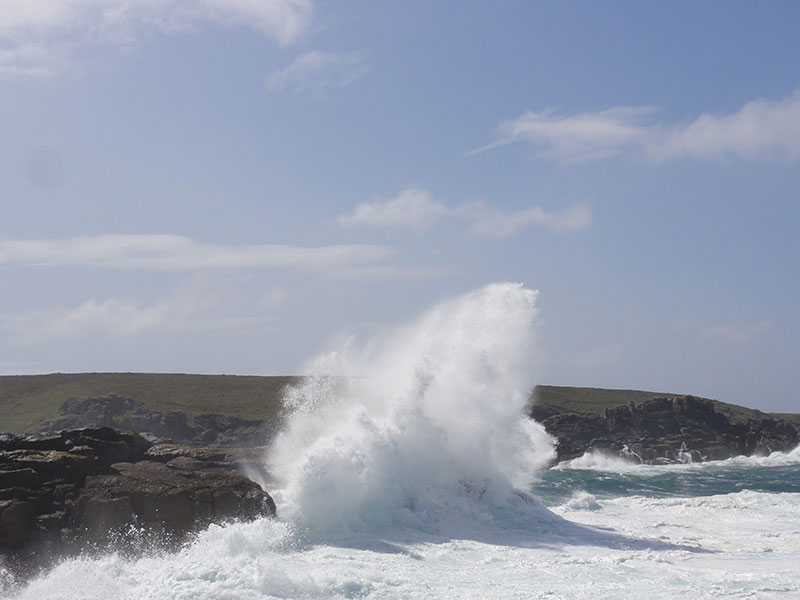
[1,1,799,411]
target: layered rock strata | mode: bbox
[0,428,275,576]
[532,395,799,463]
[38,394,272,447]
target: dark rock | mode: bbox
[193,414,269,446]
[0,469,39,489]
[38,396,274,448]
[10,450,92,485]
[534,395,799,464]
[0,427,275,579]
[76,459,273,543]
[0,499,35,548]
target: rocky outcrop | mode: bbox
[39,395,274,447]
[0,428,275,576]
[532,395,799,463]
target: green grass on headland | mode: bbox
[0,373,299,433]
[0,374,794,434]
[533,384,779,424]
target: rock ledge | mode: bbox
[0,427,275,576]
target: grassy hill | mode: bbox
[1,373,794,434]
[0,373,299,434]
[533,384,780,424]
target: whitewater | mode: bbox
[3,283,799,599]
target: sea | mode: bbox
[3,283,799,599]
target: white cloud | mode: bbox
[459,201,591,237]
[1,298,170,344]
[678,319,776,346]
[0,295,274,345]
[469,106,656,162]
[266,50,368,93]
[471,90,800,163]
[656,93,800,161]
[0,42,66,77]
[0,0,312,76]
[338,188,591,237]
[338,188,446,230]
[0,271,293,345]
[0,234,393,271]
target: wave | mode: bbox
[267,283,558,540]
[555,444,800,474]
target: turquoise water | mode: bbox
[533,453,800,506]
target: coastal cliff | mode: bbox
[0,428,274,576]
[531,387,799,463]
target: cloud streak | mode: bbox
[266,50,369,94]
[0,296,274,345]
[337,188,446,230]
[471,90,800,163]
[338,188,591,236]
[0,234,392,271]
[457,201,591,236]
[0,0,313,76]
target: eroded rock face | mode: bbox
[0,428,275,576]
[38,395,273,447]
[39,395,197,443]
[532,395,800,463]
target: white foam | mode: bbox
[557,444,800,474]
[561,492,602,511]
[267,282,556,537]
[715,444,800,468]
[556,450,642,472]
[9,489,800,600]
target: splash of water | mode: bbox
[556,444,800,474]
[268,283,556,536]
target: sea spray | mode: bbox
[268,283,556,536]
[7,284,800,599]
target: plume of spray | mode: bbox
[268,283,556,537]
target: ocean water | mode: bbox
[3,283,799,599]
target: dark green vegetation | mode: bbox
[0,373,299,434]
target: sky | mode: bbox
[1,1,799,412]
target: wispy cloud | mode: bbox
[0,0,313,77]
[0,295,272,345]
[677,319,776,346]
[0,234,392,272]
[337,188,446,230]
[470,90,800,163]
[457,201,591,236]
[266,50,369,93]
[0,42,67,77]
[338,188,591,237]
[0,272,292,345]
[1,298,172,344]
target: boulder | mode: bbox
[0,428,275,577]
[76,459,273,543]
